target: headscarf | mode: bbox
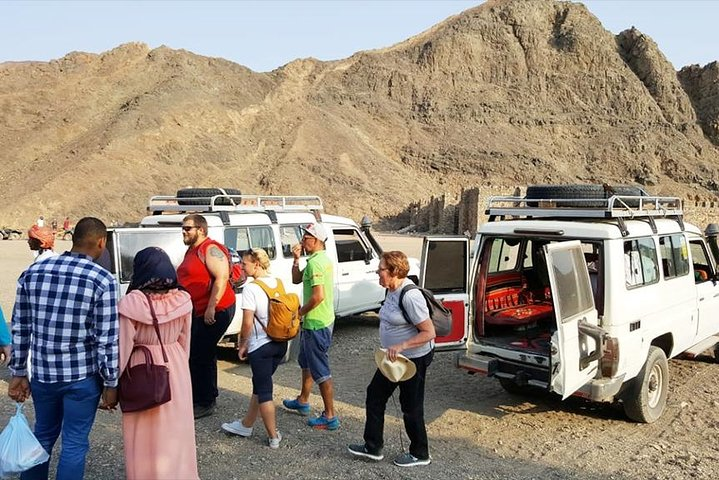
[28,225,55,249]
[127,247,178,292]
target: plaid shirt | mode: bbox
[10,252,119,387]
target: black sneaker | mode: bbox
[393,452,431,467]
[347,444,384,461]
[193,403,215,419]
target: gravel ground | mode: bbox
[2,238,719,479]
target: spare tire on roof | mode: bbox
[176,188,241,206]
[525,184,647,208]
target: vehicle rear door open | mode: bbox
[544,241,600,398]
[420,236,470,351]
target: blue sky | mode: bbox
[1,1,716,72]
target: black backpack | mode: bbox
[398,284,453,337]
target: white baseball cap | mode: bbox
[301,222,328,242]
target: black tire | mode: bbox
[622,346,668,423]
[526,184,646,208]
[604,184,647,208]
[176,188,241,206]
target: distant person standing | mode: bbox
[8,217,119,480]
[36,215,44,227]
[62,216,72,240]
[283,223,339,430]
[176,214,236,419]
[51,219,58,233]
[27,225,58,263]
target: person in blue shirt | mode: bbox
[0,305,10,367]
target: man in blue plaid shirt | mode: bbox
[8,217,119,480]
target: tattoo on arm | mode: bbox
[209,246,225,259]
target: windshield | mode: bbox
[115,230,186,283]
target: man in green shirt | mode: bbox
[283,223,339,430]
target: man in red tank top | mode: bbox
[177,214,236,419]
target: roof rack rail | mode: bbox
[486,195,683,220]
[147,194,324,215]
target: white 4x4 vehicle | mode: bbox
[106,190,415,345]
[422,185,719,422]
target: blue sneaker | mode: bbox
[307,411,340,430]
[282,398,310,416]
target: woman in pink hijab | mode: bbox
[118,247,198,480]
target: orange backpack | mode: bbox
[252,279,301,342]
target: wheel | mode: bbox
[525,184,646,208]
[713,343,719,363]
[176,187,242,206]
[623,346,668,423]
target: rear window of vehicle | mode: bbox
[624,238,659,288]
[225,226,276,259]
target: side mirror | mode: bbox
[364,248,373,265]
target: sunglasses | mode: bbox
[182,226,198,232]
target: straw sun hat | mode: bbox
[374,349,417,383]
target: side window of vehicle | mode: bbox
[689,240,713,283]
[624,238,659,288]
[659,234,689,280]
[225,227,276,259]
[333,228,369,263]
[488,237,522,273]
[280,226,304,258]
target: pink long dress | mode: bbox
[119,289,199,480]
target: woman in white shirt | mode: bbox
[221,248,287,449]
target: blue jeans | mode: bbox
[22,374,102,480]
[297,325,334,384]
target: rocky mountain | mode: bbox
[1,0,717,228]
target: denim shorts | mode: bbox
[297,324,334,384]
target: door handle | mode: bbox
[366,270,375,274]
[341,272,349,276]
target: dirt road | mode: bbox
[1,236,718,479]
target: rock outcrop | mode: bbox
[0,0,717,227]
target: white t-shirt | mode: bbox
[241,276,279,354]
[34,250,58,263]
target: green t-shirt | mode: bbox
[302,250,334,330]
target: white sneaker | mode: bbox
[221,420,253,437]
[268,431,282,449]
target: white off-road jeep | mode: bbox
[421,185,719,422]
[106,189,416,346]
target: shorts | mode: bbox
[297,324,334,384]
[248,341,288,403]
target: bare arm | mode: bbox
[204,245,230,324]
[299,284,325,317]
[291,243,303,284]
[237,308,255,360]
[386,319,436,362]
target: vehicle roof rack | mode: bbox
[486,195,683,221]
[147,194,324,215]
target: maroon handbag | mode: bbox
[118,293,171,413]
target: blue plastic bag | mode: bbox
[0,403,49,477]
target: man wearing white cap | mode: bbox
[282,222,340,430]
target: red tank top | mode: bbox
[177,238,235,316]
